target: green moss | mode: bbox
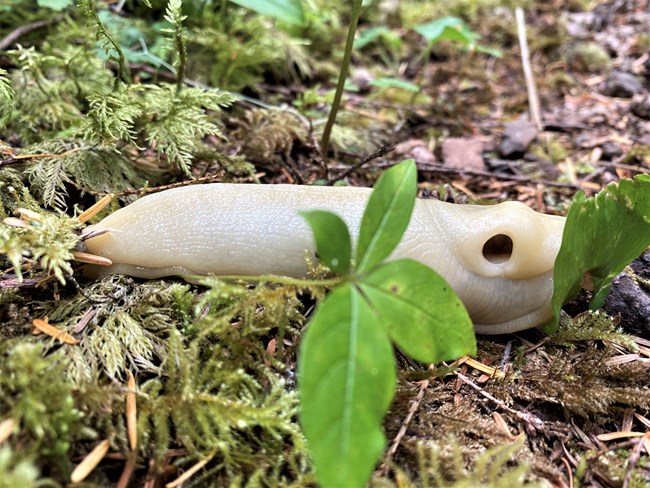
[564,42,612,72]
[529,135,570,165]
[0,344,83,477]
[0,447,40,488]
[0,202,81,282]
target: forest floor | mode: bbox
[0,0,649,486]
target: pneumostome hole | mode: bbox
[482,234,513,264]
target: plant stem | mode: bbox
[174,23,187,95]
[320,0,363,157]
[184,274,344,288]
[80,0,129,91]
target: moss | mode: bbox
[529,135,570,165]
[0,447,41,488]
[0,344,84,478]
[564,42,612,72]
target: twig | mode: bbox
[0,147,83,167]
[515,7,543,131]
[622,435,645,488]
[0,17,62,51]
[455,371,545,432]
[379,365,434,475]
[372,160,587,190]
[326,144,395,185]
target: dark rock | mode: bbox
[604,251,650,338]
[604,273,650,338]
[630,249,650,280]
[499,118,538,158]
[602,71,644,98]
[630,94,650,120]
[600,141,623,159]
[441,137,485,171]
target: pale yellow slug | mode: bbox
[82,184,565,334]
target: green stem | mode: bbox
[319,0,363,157]
[174,24,187,94]
[81,0,129,91]
[183,274,344,288]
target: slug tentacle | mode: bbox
[82,183,566,334]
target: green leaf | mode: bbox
[354,26,391,50]
[361,260,475,362]
[369,77,421,92]
[37,0,74,10]
[299,285,395,488]
[414,16,502,57]
[545,175,650,333]
[354,26,401,51]
[414,16,477,45]
[301,210,352,275]
[356,160,417,273]
[229,0,304,25]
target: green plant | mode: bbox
[0,344,84,477]
[299,160,476,488]
[0,204,81,283]
[545,174,650,333]
[0,447,40,488]
[230,0,305,25]
[0,68,14,129]
[320,0,363,156]
[414,16,503,60]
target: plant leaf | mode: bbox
[229,0,304,25]
[413,16,502,57]
[301,210,352,275]
[356,159,417,273]
[299,284,395,488]
[545,174,650,333]
[361,259,475,362]
[369,77,421,92]
[37,0,74,10]
[414,16,474,44]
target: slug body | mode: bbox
[83,184,565,334]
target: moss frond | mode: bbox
[552,310,638,351]
[7,44,113,140]
[0,344,84,476]
[41,277,189,382]
[189,19,287,91]
[162,0,188,93]
[232,108,307,165]
[138,329,309,481]
[138,84,232,174]
[20,140,148,208]
[0,447,40,488]
[372,435,540,488]
[77,83,233,176]
[78,0,129,90]
[0,68,14,129]
[78,92,142,145]
[0,204,81,283]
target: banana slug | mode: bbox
[82,184,565,334]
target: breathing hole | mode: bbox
[482,234,513,264]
